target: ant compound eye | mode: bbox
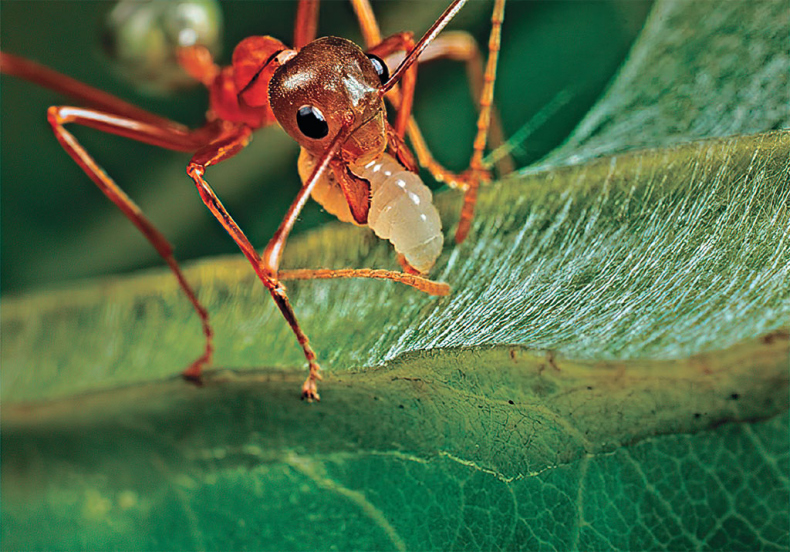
[366,54,389,85]
[296,106,329,139]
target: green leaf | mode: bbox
[3,0,789,550]
[3,335,789,550]
[542,0,790,164]
[4,130,789,401]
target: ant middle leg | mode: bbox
[399,30,514,178]
[186,127,325,399]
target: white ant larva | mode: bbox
[298,149,444,274]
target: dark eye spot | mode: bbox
[296,105,328,139]
[367,54,389,85]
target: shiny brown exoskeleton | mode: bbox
[269,37,390,225]
[0,0,508,400]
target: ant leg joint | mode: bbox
[186,163,205,178]
[301,360,322,402]
[46,105,63,125]
[273,280,288,294]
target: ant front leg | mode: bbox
[186,126,338,401]
[188,123,449,400]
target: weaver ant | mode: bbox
[0,0,508,400]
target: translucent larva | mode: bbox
[298,149,444,274]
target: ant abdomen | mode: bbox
[300,150,444,274]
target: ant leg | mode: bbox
[259,125,361,400]
[349,0,380,48]
[293,0,320,49]
[261,124,446,397]
[455,0,506,242]
[46,106,226,380]
[187,127,349,401]
[279,269,449,296]
[186,129,263,268]
[189,121,450,398]
[1,52,189,129]
[399,31,513,177]
[261,121,351,276]
[350,0,509,243]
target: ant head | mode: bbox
[269,37,388,165]
[269,0,468,165]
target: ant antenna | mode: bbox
[380,0,468,94]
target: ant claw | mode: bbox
[301,377,321,402]
[182,371,205,387]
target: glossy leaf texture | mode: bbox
[2,0,789,550]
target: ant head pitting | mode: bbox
[269,37,387,165]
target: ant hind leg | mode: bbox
[350,0,510,243]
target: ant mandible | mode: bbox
[0,0,507,401]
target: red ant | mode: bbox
[0,0,507,400]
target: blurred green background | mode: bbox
[1,0,652,292]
